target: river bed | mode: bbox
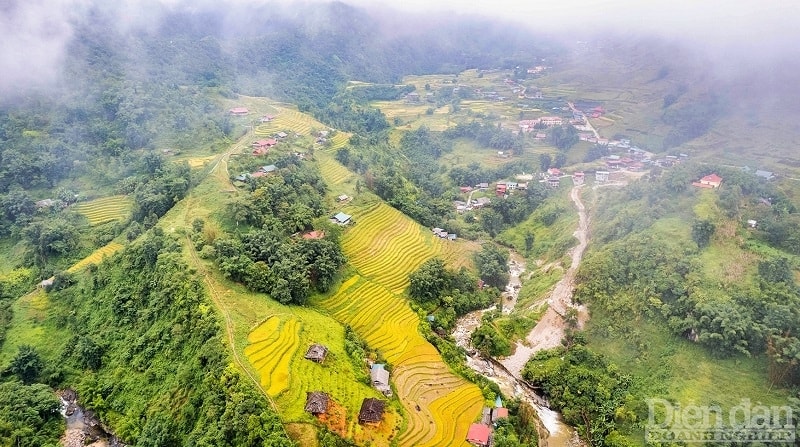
[452,185,591,447]
[60,389,124,447]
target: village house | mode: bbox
[596,171,610,182]
[476,182,489,191]
[693,173,723,189]
[472,197,491,208]
[229,107,249,116]
[358,398,385,424]
[547,176,560,188]
[260,165,278,174]
[302,230,325,240]
[275,131,288,139]
[539,116,563,127]
[35,198,57,209]
[506,181,518,190]
[260,115,275,122]
[547,167,562,176]
[534,132,546,140]
[370,364,392,397]
[572,171,585,185]
[627,162,645,172]
[432,227,449,238]
[517,182,528,190]
[304,391,329,415]
[337,194,349,202]
[755,170,775,180]
[466,423,491,447]
[405,92,420,103]
[495,182,507,196]
[460,186,473,193]
[331,212,352,225]
[252,139,277,150]
[304,344,328,363]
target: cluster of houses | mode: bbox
[234,164,278,182]
[432,227,457,240]
[466,396,510,447]
[301,343,389,426]
[518,116,564,132]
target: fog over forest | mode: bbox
[3,0,799,96]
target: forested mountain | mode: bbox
[1,1,799,446]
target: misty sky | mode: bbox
[1,0,798,95]
[364,0,799,44]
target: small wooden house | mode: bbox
[358,398,385,424]
[370,364,392,397]
[304,344,328,363]
[304,391,329,415]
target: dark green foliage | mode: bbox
[74,336,103,371]
[49,230,293,446]
[691,219,715,248]
[758,257,794,285]
[661,93,724,149]
[523,345,632,447]
[548,125,579,151]
[408,259,497,332]
[444,121,522,151]
[539,153,552,171]
[8,345,44,385]
[471,313,511,357]
[23,215,82,266]
[474,243,510,289]
[348,84,415,102]
[0,381,63,446]
[409,258,450,303]
[132,161,191,222]
[214,163,345,304]
[584,144,610,162]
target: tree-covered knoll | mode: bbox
[408,258,498,332]
[44,228,293,446]
[208,158,346,305]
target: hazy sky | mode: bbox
[359,0,799,43]
[1,0,797,95]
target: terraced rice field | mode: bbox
[315,200,481,446]
[245,315,301,396]
[73,196,133,226]
[245,313,383,427]
[67,242,124,273]
[341,202,439,294]
[320,274,481,447]
[317,154,354,186]
[329,132,350,150]
[185,155,217,168]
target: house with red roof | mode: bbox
[693,173,723,189]
[466,423,491,447]
[229,107,249,116]
[252,139,277,150]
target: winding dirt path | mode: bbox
[500,185,590,377]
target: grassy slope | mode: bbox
[583,184,795,445]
